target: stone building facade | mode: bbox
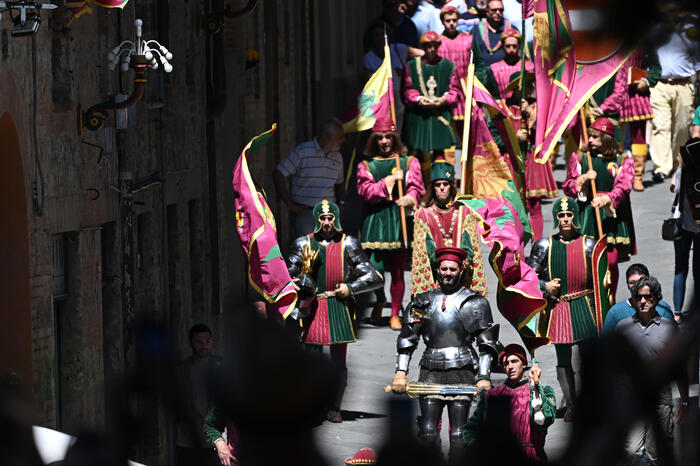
[0,0,379,463]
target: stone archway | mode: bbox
[0,112,32,388]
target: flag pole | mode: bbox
[579,108,604,239]
[385,29,409,249]
[460,53,475,195]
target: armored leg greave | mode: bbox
[418,397,445,446]
[446,400,471,465]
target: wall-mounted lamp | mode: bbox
[77,18,173,135]
[0,1,58,36]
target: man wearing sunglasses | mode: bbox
[601,263,677,336]
[612,276,688,465]
[527,196,608,422]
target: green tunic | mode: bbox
[403,57,457,151]
[305,236,356,344]
[578,154,632,252]
[360,156,412,250]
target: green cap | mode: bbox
[551,196,581,230]
[430,160,455,183]
[313,200,342,233]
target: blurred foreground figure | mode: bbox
[211,311,337,466]
[463,344,556,463]
[392,247,501,464]
[175,324,222,466]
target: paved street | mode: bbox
[313,159,698,464]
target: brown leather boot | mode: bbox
[632,154,645,191]
[389,315,402,331]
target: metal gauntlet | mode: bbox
[396,353,411,373]
[477,353,493,380]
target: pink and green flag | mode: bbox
[232,124,297,319]
[458,105,547,353]
[532,0,634,163]
[67,0,129,23]
[340,41,393,133]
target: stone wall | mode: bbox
[0,0,379,463]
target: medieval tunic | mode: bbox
[287,234,382,346]
[463,379,557,463]
[411,204,489,298]
[490,59,534,102]
[598,48,660,123]
[536,235,599,343]
[357,155,425,250]
[438,32,473,119]
[472,19,514,66]
[563,153,636,261]
[401,57,461,151]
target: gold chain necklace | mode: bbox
[429,205,457,246]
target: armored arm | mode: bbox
[396,293,429,373]
[527,237,550,292]
[344,236,383,296]
[286,236,308,278]
[459,294,501,381]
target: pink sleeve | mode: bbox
[357,162,390,204]
[405,157,426,202]
[443,67,462,107]
[599,68,626,114]
[525,61,534,72]
[562,152,582,198]
[608,156,633,208]
[402,63,421,106]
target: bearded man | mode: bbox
[392,247,501,464]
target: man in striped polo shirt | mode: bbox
[273,119,346,235]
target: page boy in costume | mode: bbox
[563,116,635,296]
[286,200,383,422]
[463,343,556,463]
[357,117,425,330]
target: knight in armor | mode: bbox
[287,200,383,423]
[563,116,635,296]
[527,196,609,422]
[391,247,501,463]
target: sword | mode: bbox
[384,381,478,398]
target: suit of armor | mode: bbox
[287,234,382,299]
[395,287,501,462]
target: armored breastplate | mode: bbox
[418,289,479,370]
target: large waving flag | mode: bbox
[340,41,393,133]
[532,0,634,162]
[459,105,547,353]
[232,124,297,319]
[67,0,128,23]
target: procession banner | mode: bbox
[457,105,547,353]
[340,43,392,133]
[67,0,129,23]
[532,0,634,163]
[232,124,298,319]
